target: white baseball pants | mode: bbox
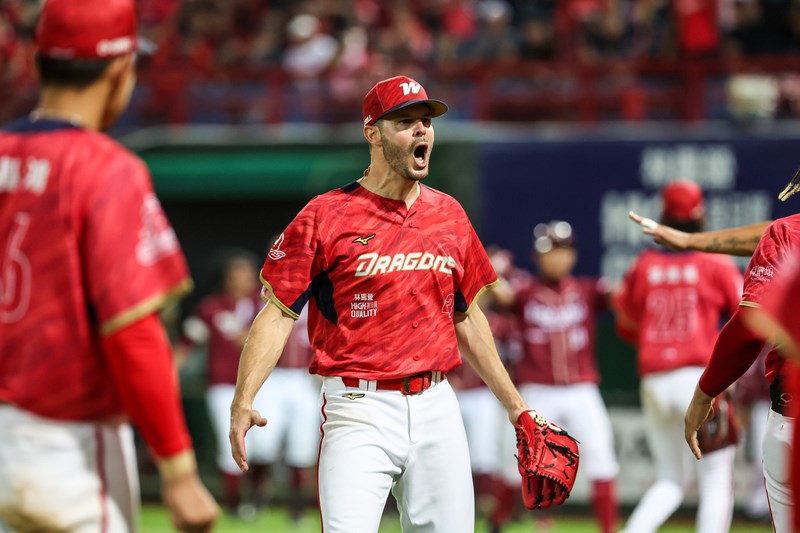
[318,377,474,533]
[0,405,138,533]
[763,409,794,533]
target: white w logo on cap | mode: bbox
[399,82,422,96]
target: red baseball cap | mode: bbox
[662,179,705,221]
[36,0,138,60]
[363,76,448,126]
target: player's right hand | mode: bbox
[157,450,219,532]
[628,211,691,251]
[684,384,715,460]
[229,405,267,472]
[162,472,220,532]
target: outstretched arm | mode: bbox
[629,211,770,257]
[455,304,527,423]
[229,300,295,472]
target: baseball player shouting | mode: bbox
[0,0,218,531]
[615,180,742,533]
[229,76,578,532]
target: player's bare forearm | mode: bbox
[229,300,294,471]
[231,300,294,409]
[454,304,527,423]
[629,212,769,256]
[687,221,770,256]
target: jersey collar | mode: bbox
[3,116,82,133]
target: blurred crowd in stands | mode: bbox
[4,0,800,124]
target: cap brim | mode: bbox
[377,99,449,122]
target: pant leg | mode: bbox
[562,384,619,482]
[763,409,794,533]
[318,378,402,533]
[621,374,688,533]
[696,446,735,533]
[0,406,136,533]
[745,400,771,517]
[393,380,474,533]
[284,371,322,468]
[456,387,502,475]
[206,384,247,475]
[250,369,288,465]
[98,424,140,533]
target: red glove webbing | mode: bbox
[698,309,767,398]
[101,312,193,458]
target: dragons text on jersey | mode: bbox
[260,181,497,380]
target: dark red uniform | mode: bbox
[513,277,607,385]
[183,291,263,385]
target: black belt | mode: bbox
[770,375,793,416]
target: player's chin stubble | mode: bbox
[382,138,428,181]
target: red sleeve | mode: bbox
[260,200,322,319]
[81,153,191,335]
[101,312,192,458]
[453,212,497,315]
[697,308,767,397]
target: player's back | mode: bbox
[0,117,185,421]
[618,249,742,376]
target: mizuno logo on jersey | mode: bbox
[354,252,457,277]
[353,234,376,246]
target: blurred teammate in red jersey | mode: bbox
[491,222,620,533]
[0,0,218,531]
[743,248,800,532]
[178,249,319,520]
[228,76,565,532]
[682,217,800,532]
[631,173,800,531]
[615,180,742,533]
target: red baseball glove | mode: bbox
[697,390,739,454]
[514,410,580,510]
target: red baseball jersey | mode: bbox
[182,291,263,385]
[0,118,190,420]
[741,214,800,384]
[759,249,800,349]
[259,182,498,379]
[616,250,742,376]
[513,276,606,385]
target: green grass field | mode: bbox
[139,505,774,532]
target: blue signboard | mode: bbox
[479,135,800,280]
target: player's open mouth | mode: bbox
[413,144,428,168]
